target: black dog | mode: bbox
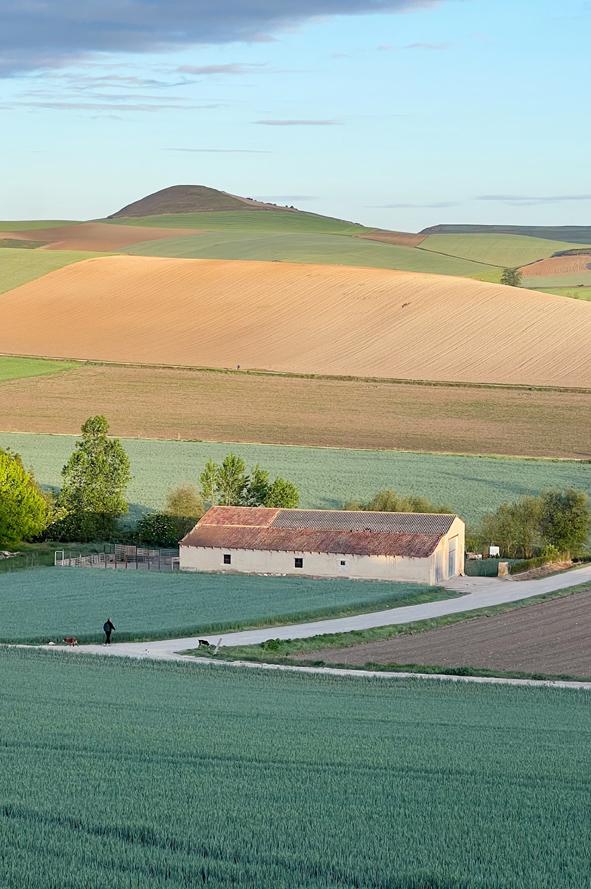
[198,639,210,648]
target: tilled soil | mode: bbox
[297,590,591,677]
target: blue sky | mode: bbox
[1,0,589,230]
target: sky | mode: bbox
[0,0,590,230]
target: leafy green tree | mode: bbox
[216,454,248,505]
[265,478,300,508]
[500,267,522,287]
[243,465,271,506]
[55,415,131,540]
[480,496,542,558]
[539,488,590,557]
[165,484,204,519]
[136,513,195,548]
[199,454,299,508]
[199,460,219,506]
[345,488,451,514]
[0,449,52,544]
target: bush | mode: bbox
[135,513,195,548]
[0,449,52,544]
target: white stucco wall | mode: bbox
[179,518,465,584]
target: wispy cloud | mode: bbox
[255,119,341,126]
[477,194,591,205]
[0,1,445,77]
[12,100,219,113]
[178,63,266,75]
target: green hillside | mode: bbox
[108,209,368,235]
[0,248,99,294]
[421,233,591,268]
[536,286,591,301]
[421,224,591,244]
[522,270,591,289]
[124,229,501,280]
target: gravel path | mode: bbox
[42,564,591,663]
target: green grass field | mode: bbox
[3,433,590,526]
[0,247,98,294]
[108,209,369,234]
[0,568,443,643]
[522,271,591,289]
[124,230,500,280]
[537,286,591,301]
[1,648,589,888]
[0,356,77,382]
[421,233,591,267]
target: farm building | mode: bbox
[180,507,465,584]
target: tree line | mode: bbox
[1,415,589,559]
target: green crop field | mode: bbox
[3,433,590,526]
[537,286,591,301]
[125,230,500,280]
[1,648,589,889]
[0,247,98,294]
[522,271,591,289]
[421,233,591,268]
[108,209,368,234]
[0,568,442,643]
[0,356,78,382]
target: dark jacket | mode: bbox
[103,620,115,633]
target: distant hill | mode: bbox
[108,185,298,218]
[420,224,591,244]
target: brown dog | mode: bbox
[63,636,78,647]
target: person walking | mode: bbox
[103,618,116,645]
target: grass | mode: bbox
[536,285,591,301]
[421,233,591,267]
[201,583,591,665]
[4,364,591,459]
[107,209,369,234]
[0,247,98,294]
[421,224,591,243]
[0,567,448,643]
[522,271,591,288]
[0,356,77,382]
[1,647,589,889]
[124,229,500,280]
[3,432,590,526]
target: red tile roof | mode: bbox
[181,507,458,558]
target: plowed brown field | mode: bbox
[3,365,590,457]
[521,254,591,277]
[299,589,591,678]
[0,222,201,252]
[357,230,426,247]
[1,255,590,386]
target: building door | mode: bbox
[435,550,444,583]
[448,537,458,577]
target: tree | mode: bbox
[216,454,248,505]
[0,449,52,544]
[345,488,451,514]
[480,496,542,558]
[165,484,204,519]
[265,478,300,508]
[539,488,590,558]
[136,513,195,548]
[199,460,219,506]
[199,454,300,508]
[55,415,131,540]
[500,267,522,287]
